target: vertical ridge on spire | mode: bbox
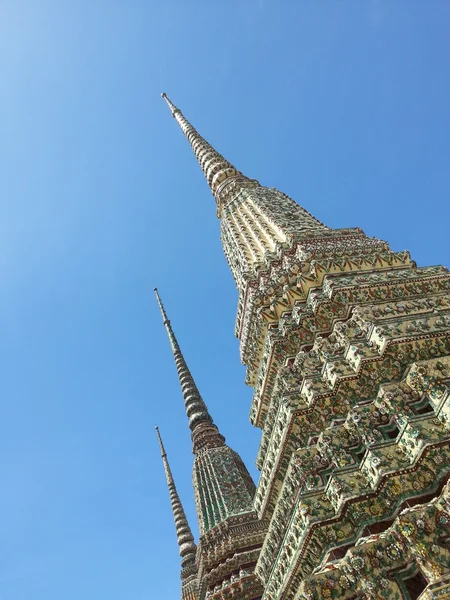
[161,93,258,204]
[155,426,197,579]
[154,288,221,443]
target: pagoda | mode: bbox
[157,93,450,600]
[155,288,267,600]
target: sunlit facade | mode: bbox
[156,94,450,600]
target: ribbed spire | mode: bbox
[155,426,197,579]
[161,92,259,210]
[154,288,224,449]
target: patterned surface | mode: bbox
[160,95,450,600]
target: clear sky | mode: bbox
[0,1,449,598]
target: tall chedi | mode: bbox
[154,288,268,600]
[161,94,450,600]
[155,425,199,600]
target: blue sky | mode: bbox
[0,1,449,598]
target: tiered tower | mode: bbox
[159,94,450,600]
[154,288,267,600]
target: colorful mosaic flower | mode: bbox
[386,544,402,559]
[351,556,365,571]
[338,575,351,589]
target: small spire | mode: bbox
[154,288,224,447]
[155,426,197,579]
[154,293,258,537]
[161,93,259,209]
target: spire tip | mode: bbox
[161,93,179,117]
[154,287,169,325]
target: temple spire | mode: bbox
[161,93,259,211]
[155,426,197,580]
[154,288,224,449]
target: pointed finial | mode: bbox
[161,94,259,210]
[161,92,180,117]
[154,288,224,446]
[154,287,169,324]
[155,427,197,579]
[155,425,167,457]
[154,287,179,354]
